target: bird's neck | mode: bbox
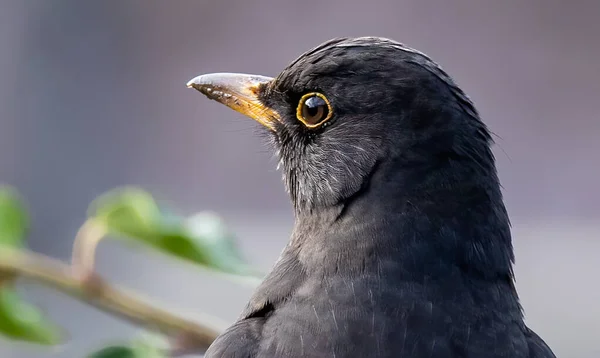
[291,156,519,306]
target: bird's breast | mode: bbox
[255,273,456,357]
[254,268,528,358]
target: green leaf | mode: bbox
[89,187,160,239]
[0,187,63,346]
[87,345,165,358]
[181,212,256,276]
[0,288,61,345]
[88,337,166,358]
[0,186,29,249]
[88,346,138,358]
[88,187,259,277]
[0,186,29,287]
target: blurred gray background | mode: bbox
[1,0,599,357]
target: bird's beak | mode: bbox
[187,73,279,131]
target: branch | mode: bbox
[0,247,224,351]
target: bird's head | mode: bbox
[188,37,496,214]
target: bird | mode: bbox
[187,37,556,358]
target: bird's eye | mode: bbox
[296,92,333,128]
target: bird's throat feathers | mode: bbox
[281,126,516,286]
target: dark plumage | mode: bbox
[188,37,555,358]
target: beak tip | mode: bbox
[186,78,198,89]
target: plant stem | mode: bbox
[0,247,224,350]
[71,218,107,280]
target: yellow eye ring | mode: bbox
[296,92,333,128]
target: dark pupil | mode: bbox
[302,96,327,124]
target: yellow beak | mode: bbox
[187,73,279,131]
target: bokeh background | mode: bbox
[1,1,599,357]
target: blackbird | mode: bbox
[187,37,555,358]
